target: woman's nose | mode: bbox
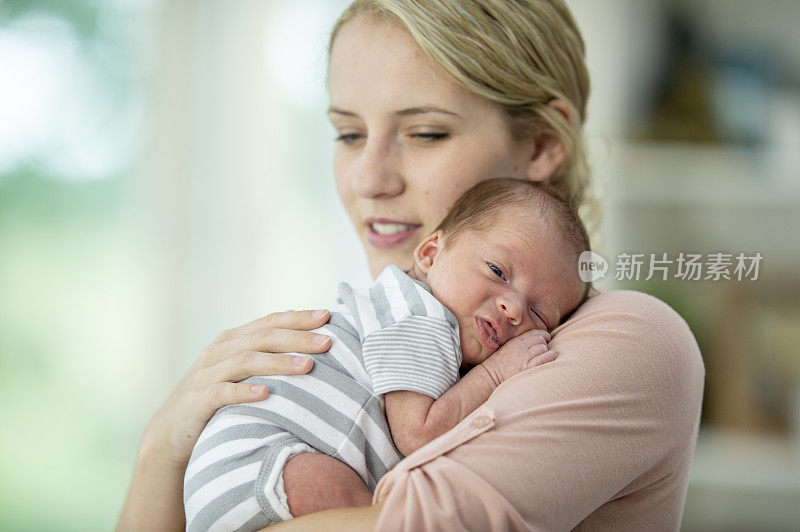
[497,295,524,326]
[352,136,405,199]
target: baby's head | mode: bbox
[410,178,590,367]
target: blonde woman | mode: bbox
[118,1,704,530]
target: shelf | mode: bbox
[690,429,800,492]
[682,429,800,531]
[602,141,800,207]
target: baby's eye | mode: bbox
[529,307,549,329]
[488,263,504,279]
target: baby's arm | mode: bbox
[385,329,554,456]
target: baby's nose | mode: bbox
[498,298,523,326]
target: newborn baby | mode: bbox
[184,178,590,531]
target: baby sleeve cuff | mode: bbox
[362,315,461,399]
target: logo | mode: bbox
[578,251,608,283]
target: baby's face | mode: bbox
[415,206,586,367]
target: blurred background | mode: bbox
[0,0,798,530]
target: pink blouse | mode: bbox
[372,290,705,531]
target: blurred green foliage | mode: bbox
[0,0,144,529]
[0,0,101,37]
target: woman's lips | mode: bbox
[365,218,422,249]
[476,317,501,352]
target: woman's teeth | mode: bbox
[371,222,415,235]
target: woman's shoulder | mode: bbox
[575,287,684,320]
[532,288,705,458]
[479,289,705,523]
[563,288,696,341]
[552,288,705,387]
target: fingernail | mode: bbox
[311,309,328,319]
[313,334,330,345]
[292,356,310,366]
[251,385,268,395]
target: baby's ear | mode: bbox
[414,231,442,274]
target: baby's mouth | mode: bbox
[476,317,501,351]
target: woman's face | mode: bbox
[328,15,538,277]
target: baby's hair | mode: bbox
[435,177,592,300]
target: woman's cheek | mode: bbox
[333,163,357,221]
[423,185,469,229]
[439,177,486,218]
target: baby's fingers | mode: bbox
[530,329,551,343]
[527,349,558,369]
[510,328,550,347]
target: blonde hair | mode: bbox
[329,0,599,232]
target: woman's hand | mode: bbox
[117,309,331,532]
[143,309,333,466]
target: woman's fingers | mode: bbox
[206,382,270,411]
[217,309,330,341]
[217,351,315,382]
[140,311,332,469]
[202,349,321,410]
[216,327,332,358]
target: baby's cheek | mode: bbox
[460,335,485,367]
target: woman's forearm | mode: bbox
[116,437,185,532]
[115,309,329,530]
[261,500,384,532]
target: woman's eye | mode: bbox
[335,133,363,145]
[488,263,504,279]
[413,132,449,143]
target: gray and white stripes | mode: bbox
[183,265,462,531]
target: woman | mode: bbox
[117,1,704,530]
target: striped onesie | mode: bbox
[183,265,462,531]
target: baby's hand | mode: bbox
[480,329,556,385]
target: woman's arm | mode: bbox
[384,330,554,456]
[116,309,332,532]
[372,291,705,530]
[261,501,385,532]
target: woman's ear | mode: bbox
[414,231,442,274]
[524,99,575,182]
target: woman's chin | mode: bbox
[368,250,415,277]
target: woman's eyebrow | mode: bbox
[328,107,358,117]
[327,106,462,119]
[394,106,462,118]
